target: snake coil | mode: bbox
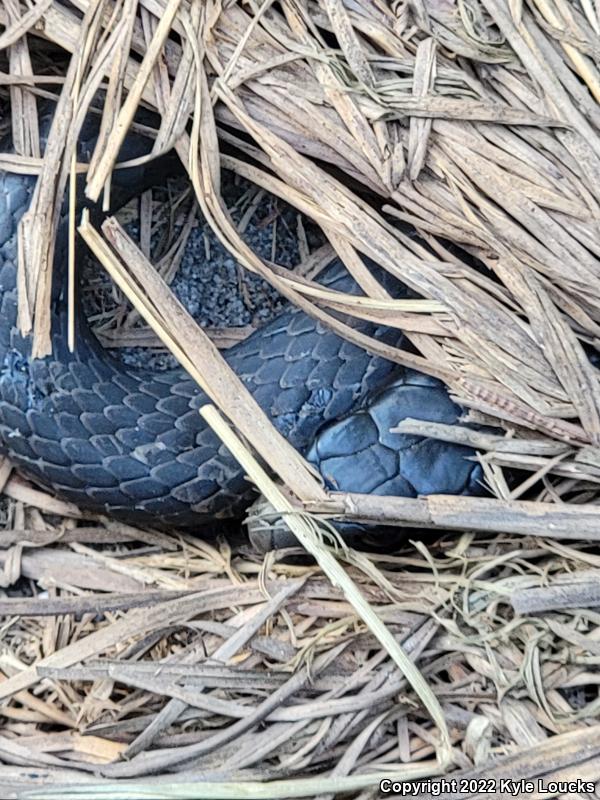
[0,110,481,528]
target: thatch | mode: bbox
[0,0,600,797]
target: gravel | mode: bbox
[82,171,324,371]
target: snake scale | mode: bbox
[0,108,481,529]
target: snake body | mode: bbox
[0,115,480,528]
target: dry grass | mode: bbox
[1,0,600,797]
[1,481,600,798]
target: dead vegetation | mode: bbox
[1,0,600,797]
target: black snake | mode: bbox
[0,108,481,528]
